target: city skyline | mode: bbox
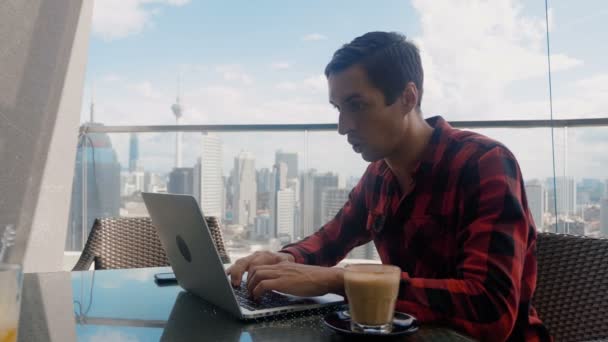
[70,129,608,259]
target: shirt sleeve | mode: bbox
[395,146,536,342]
[279,167,372,267]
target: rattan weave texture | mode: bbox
[73,216,231,271]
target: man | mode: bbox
[227,31,551,341]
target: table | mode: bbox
[18,267,476,341]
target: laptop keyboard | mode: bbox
[233,281,314,311]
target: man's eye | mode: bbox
[348,102,364,112]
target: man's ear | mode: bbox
[400,82,418,114]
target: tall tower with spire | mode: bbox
[171,77,184,168]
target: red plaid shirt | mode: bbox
[281,116,551,341]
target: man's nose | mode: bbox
[338,112,354,136]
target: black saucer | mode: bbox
[323,310,419,337]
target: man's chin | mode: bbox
[360,151,382,163]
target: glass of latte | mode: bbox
[344,264,401,334]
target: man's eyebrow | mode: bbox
[331,94,363,107]
[343,94,363,103]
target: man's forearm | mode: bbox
[328,267,345,295]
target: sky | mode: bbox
[81,0,608,181]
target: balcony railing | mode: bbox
[67,117,608,268]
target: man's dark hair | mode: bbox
[325,31,424,108]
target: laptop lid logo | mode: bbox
[176,235,192,263]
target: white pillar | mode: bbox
[0,0,93,271]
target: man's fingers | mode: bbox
[246,261,273,284]
[227,257,252,287]
[252,279,283,300]
[246,269,279,295]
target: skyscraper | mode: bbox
[547,177,577,217]
[601,198,608,237]
[287,177,301,239]
[300,170,316,237]
[128,133,139,172]
[168,167,194,195]
[313,172,340,230]
[233,152,257,226]
[66,129,121,251]
[257,168,273,193]
[276,188,295,242]
[275,150,298,180]
[194,133,224,219]
[274,162,288,191]
[321,188,350,223]
[254,211,272,240]
[525,181,545,231]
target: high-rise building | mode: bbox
[275,150,298,180]
[254,211,272,240]
[525,181,545,231]
[274,162,288,191]
[601,198,608,237]
[66,129,121,251]
[313,172,340,230]
[257,168,273,193]
[128,133,139,172]
[287,178,301,239]
[193,133,224,219]
[276,188,295,242]
[144,172,166,193]
[256,168,273,211]
[233,152,257,226]
[168,167,194,195]
[321,188,350,223]
[300,170,316,237]
[547,177,577,217]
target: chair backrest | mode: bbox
[72,216,231,271]
[533,232,608,342]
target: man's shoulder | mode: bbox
[444,127,515,162]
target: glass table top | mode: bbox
[18,267,476,341]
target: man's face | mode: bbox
[328,65,407,162]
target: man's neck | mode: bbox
[384,112,434,190]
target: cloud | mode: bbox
[275,82,298,91]
[129,81,163,99]
[271,62,292,70]
[214,65,254,85]
[275,75,327,93]
[101,73,122,82]
[92,0,191,41]
[302,75,327,93]
[411,0,582,119]
[302,33,328,41]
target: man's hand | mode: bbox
[226,251,294,287]
[246,262,345,299]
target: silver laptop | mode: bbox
[141,192,343,319]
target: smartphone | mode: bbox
[154,272,178,286]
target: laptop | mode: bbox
[141,192,343,319]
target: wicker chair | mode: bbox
[533,232,608,342]
[72,216,231,271]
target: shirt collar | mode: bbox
[412,115,453,176]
